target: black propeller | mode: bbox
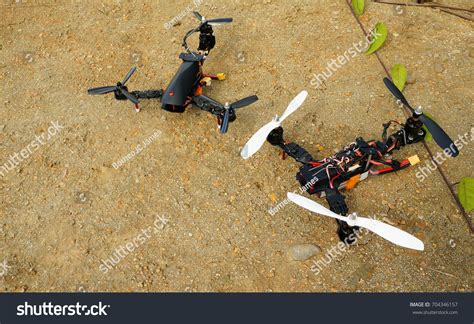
[383,77,459,157]
[220,95,258,134]
[192,11,233,26]
[88,67,139,106]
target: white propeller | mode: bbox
[241,91,308,159]
[287,192,424,251]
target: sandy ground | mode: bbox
[0,0,473,292]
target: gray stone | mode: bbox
[287,244,321,261]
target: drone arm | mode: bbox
[325,188,362,244]
[325,188,348,216]
[131,90,164,100]
[280,143,314,164]
[382,116,425,151]
[191,94,224,115]
[267,127,315,164]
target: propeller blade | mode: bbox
[287,192,345,221]
[193,11,204,22]
[207,18,233,26]
[383,77,413,111]
[280,91,308,122]
[88,86,117,95]
[220,109,230,134]
[241,120,280,159]
[231,95,259,110]
[241,91,307,159]
[383,78,458,157]
[355,217,424,251]
[119,88,139,105]
[287,192,424,251]
[419,114,459,157]
[121,67,136,85]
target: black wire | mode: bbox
[182,27,200,53]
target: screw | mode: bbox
[449,239,456,248]
[393,5,404,15]
[25,53,34,63]
[347,213,358,226]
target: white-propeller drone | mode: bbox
[240,91,424,251]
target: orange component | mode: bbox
[346,174,361,190]
[194,85,203,96]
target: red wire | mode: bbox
[329,172,342,189]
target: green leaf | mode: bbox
[366,22,388,55]
[458,177,474,213]
[421,112,434,141]
[352,0,365,16]
[390,64,407,91]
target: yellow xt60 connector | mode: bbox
[408,155,420,166]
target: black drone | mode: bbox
[87,12,258,134]
[241,78,459,251]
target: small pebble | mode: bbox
[287,244,321,261]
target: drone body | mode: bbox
[242,79,459,250]
[267,121,423,245]
[88,12,258,134]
